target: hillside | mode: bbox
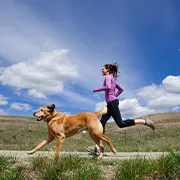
[0,112,180,152]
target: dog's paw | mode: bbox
[28,150,35,155]
[113,148,117,155]
[97,153,103,160]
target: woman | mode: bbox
[89,62,155,154]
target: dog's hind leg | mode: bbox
[98,134,117,154]
[88,131,104,160]
[90,128,116,155]
[88,123,116,155]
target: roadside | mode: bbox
[0,150,170,162]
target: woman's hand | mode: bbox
[93,88,98,92]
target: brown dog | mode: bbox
[28,104,116,159]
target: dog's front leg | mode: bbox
[28,131,55,155]
[55,134,65,157]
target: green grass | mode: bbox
[115,152,180,180]
[0,155,11,171]
[1,153,180,180]
[0,155,27,180]
[1,166,26,180]
[30,155,101,180]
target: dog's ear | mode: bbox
[47,104,55,112]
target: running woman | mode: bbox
[88,62,155,154]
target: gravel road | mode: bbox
[0,150,169,162]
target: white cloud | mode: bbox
[28,89,47,99]
[137,84,166,100]
[0,49,79,97]
[162,75,180,93]
[95,101,115,122]
[95,99,155,119]
[119,98,155,118]
[137,75,180,111]
[0,94,8,105]
[1,0,178,116]
[94,75,180,119]
[0,109,8,115]
[148,93,180,109]
[95,101,107,112]
[10,103,32,111]
[0,0,147,111]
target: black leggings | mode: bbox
[100,99,135,133]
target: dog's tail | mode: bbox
[95,105,107,118]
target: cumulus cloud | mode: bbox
[119,98,156,118]
[162,75,180,93]
[0,109,8,115]
[95,101,107,112]
[137,76,180,112]
[95,98,155,119]
[137,84,166,100]
[137,75,180,111]
[10,103,32,111]
[95,75,180,119]
[0,0,148,112]
[28,89,47,99]
[0,94,8,105]
[0,49,79,98]
[148,93,180,109]
[0,1,179,116]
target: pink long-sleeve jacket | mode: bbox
[93,74,124,103]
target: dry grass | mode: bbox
[0,112,180,152]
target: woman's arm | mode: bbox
[93,75,111,92]
[115,82,124,97]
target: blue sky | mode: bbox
[0,0,180,118]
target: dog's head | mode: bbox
[33,104,55,122]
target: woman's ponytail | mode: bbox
[111,62,119,79]
[103,62,119,79]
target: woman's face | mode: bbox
[101,66,109,76]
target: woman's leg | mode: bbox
[109,99,155,130]
[93,105,112,153]
[108,99,135,128]
[100,111,111,134]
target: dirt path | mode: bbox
[0,150,169,161]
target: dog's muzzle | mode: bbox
[33,112,44,121]
[36,116,44,121]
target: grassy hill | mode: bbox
[0,112,180,152]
